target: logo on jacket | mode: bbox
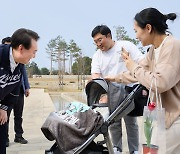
[0,74,21,88]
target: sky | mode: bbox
[1,0,180,69]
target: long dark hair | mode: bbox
[135,8,177,34]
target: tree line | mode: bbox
[45,35,92,89]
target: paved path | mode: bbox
[7,89,55,154]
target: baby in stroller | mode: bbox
[94,93,109,120]
[41,78,141,154]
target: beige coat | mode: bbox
[115,35,180,129]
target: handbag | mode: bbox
[139,78,166,154]
[127,84,149,116]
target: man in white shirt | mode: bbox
[91,25,144,154]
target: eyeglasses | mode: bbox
[94,38,103,45]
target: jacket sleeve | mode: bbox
[115,53,150,84]
[22,66,30,90]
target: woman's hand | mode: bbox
[104,75,116,82]
[121,47,136,70]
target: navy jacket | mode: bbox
[0,44,23,110]
[21,66,30,94]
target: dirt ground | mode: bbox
[29,75,91,92]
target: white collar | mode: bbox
[9,48,18,73]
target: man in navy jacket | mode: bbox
[2,37,30,146]
[6,65,30,146]
[0,28,39,154]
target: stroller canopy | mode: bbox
[85,78,109,107]
[85,78,130,114]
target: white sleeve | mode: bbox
[124,41,145,62]
[91,51,101,74]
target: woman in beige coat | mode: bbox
[105,8,180,154]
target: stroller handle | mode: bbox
[106,84,142,124]
[92,103,108,108]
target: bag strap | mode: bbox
[154,78,162,109]
[146,77,162,109]
[146,77,154,106]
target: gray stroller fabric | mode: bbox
[108,82,133,114]
[85,79,135,120]
[41,103,104,152]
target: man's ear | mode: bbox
[18,44,24,53]
[146,24,152,33]
[107,33,112,39]
[18,44,24,54]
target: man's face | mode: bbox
[19,39,38,64]
[93,33,112,51]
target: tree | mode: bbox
[82,56,92,75]
[55,36,68,90]
[72,56,92,89]
[41,67,50,75]
[72,62,78,75]
[67,41,83,89]
[52,69,59,75]
[46,35,69,90]
[72,57,92,75]
[46,39,57,75]
[68,40,81,74]
[26,61,41,77]
[46,36,87,90]
[114,26,144,53]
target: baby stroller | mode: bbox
[42,78,142,154]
